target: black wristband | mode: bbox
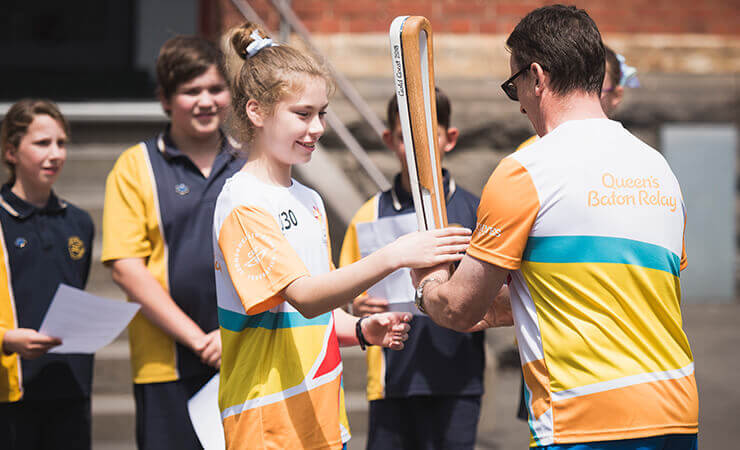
[356,316,369,351]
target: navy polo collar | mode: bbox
[390,168,456,212]
[0,184,66,219]
[156,128,238,162]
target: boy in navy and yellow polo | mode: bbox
[339,89,484,449]
[0,100,94,450]
[102,37,244,449]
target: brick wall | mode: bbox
[206,0,739,37]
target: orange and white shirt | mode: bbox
[213,172,350,449]
[469,119,697,446]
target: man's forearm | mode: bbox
[417,255,510,332]
[423,279,483,332]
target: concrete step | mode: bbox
[340,345,368,393]
[91,393,136,445]
[93,340,132,395]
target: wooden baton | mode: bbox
[389,16,448,231]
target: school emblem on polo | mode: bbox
[68,236,85,260]
[175,183,190,196]
[14,237,27,249]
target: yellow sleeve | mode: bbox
[338,196,378,268]
[0,327,8,353]
[680,206,688,271]
[101,145,154,262]
[218,205,310,315]
[0,230,21,402]
[516,134,539,151]
[0,231,14,349]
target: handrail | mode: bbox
[229,0,391,191]
[267,0,387,141]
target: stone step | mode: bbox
[93,340,132,395]
[341,345,369,393]
[345,391,370,436]
[91,393,136,445]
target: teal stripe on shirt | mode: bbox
[218,307,331,332]
[522,235,680,277]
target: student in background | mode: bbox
[102,36,244,449]
[0,99,94,450]
[339,89,486,450]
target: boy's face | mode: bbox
[161,64,230,140]
[383,118,459,171]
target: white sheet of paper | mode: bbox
[188,374,225,450]
[356,213,422,314]
[39,284,140,354]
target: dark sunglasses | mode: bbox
[501,63,547,102]
[501,65,531,101]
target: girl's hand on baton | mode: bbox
[389,227,471,269]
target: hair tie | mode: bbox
[246,29,276,58]
[616,53,639,88]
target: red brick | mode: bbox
[334,0,380,17]
[479,20,502,34]
[348,17,388,33]
[207,0,740,36]
[496,3,538,18]
[441,1,487,17]
[292,0,326,15]
[446,18,472,33]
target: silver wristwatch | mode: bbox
[414,278,440,314]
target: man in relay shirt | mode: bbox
[413,5,698,450]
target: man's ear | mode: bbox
[531,62,548,97]
[382,129,394,149]
[442,127,459,153]
[246,99,264,127]
[611,85,625,110]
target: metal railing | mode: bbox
[229,0,392,192]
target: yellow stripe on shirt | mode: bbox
[521,260,692,393]
[0,224,21,402]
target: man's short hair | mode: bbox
[156,36,226,100]
[387,86,451,131]
[506,5,605,96]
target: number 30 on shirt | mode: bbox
[279,210,299,232]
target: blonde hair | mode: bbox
[225,22,332,143]
[1,99,69,185]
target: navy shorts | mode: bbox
[535,434,698,450]
[133,372,213,450]
[367,395,481,450]
[0,396,91,450]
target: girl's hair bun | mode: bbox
[231,22,270,60]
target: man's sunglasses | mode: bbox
[501,63,548,101]
[500,65,530,101]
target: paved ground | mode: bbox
[350,302,740,450]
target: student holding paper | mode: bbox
[102,36,244,449]
[339,89,486,449]
[0,99,94,450]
